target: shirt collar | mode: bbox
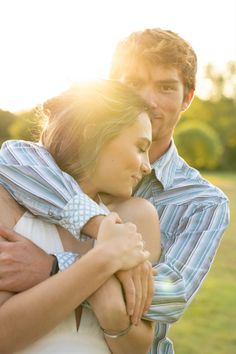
[151,140,180,190]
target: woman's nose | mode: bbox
[141,161,151,175]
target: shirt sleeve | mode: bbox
[143,198,229,323]
[0,140,108,239]
[54,252,81,271]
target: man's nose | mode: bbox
[140,88,157,109]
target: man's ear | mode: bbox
[182,89,195,112]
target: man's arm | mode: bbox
[143,199,229,323]
[0,140,108,239]
[0,140,107,291]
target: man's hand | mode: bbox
[0,226,54,292]
[116,262,155,325]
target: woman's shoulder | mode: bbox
[0,186,25,228]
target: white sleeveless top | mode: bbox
[14,212,111,354]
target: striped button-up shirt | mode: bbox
[0,140,229,354]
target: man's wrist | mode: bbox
[54,252,81,271]
[49,255,59,276]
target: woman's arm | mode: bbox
[0,210,149,354]
[88,196,160,354]
[88,275,155,354]
[107,196,161,324]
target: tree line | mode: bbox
[1,62,236,171]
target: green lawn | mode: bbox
[169,172,236,354]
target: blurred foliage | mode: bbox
[175,93,236,170]
[175,121,223,170]
[204,61,236,101]
[0,61,236,170]
[0,109,17,145]
[8,109,41,142]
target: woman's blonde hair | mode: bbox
[40,80,149,181]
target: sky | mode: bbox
[0,0,236,112]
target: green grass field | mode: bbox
[169,172,236,354]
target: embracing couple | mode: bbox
[0,28,229,354]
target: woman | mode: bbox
[0,80,160,353]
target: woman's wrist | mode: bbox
[100,322,132,339]
[95,301,130,331]
[92,243,121,274]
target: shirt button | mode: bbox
[54,215,62,220]
[48,211,54,216]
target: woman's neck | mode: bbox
[78,179,100,203]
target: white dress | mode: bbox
[14,212,111,354]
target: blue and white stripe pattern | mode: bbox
[0,140,229,354]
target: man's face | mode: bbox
[120,64,193,144]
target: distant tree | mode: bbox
[174,121,223,170]
[0,109,17,145]
[204,61,236,101]
[177,62,236,170]
[8,109,41,142]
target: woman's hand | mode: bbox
[96,212,150,271]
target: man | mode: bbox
[0,28,229,353]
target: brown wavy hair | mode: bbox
[110,28,197,93]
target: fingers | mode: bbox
[124,222,137,232]
[120,274,136,316]
[131,268,143,325]
[106,212,122,224]
[0,225,22,242]
[144,263,154,313]
[129,261,154,326]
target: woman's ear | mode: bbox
[182,89,195,112]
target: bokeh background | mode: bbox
[0,1,235,352]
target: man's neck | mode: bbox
[149,138,172,164]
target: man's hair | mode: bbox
[110,28,197,92]
[40,80,149,181]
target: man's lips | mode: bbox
[151,114,163,120]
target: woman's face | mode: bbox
[88,112,152,199]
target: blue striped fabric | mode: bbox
[0,140,229,354]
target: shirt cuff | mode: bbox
[54,252,81,271]
[59,194,109,239]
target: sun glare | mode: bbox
[0,0,235,111]
[0,0,118,112]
